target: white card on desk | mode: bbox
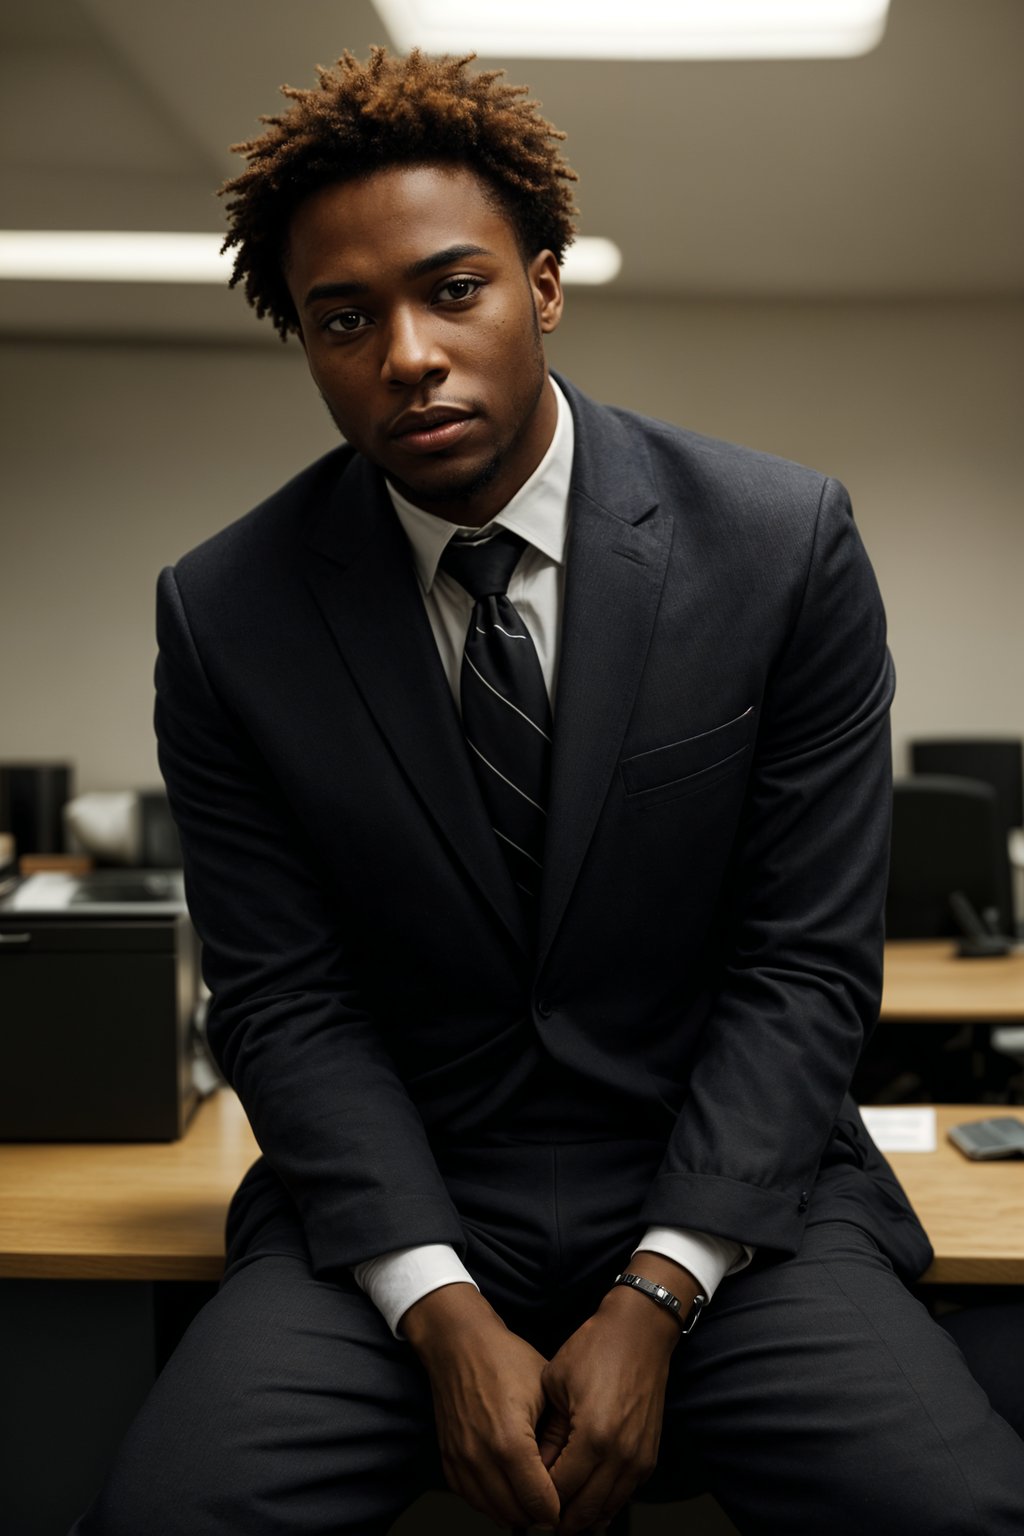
[860,1107,937,1153]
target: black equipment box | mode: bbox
[0,871,202,1140]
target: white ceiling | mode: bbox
[0,0,1020,339]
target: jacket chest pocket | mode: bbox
[620,706,756,809]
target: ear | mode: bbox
[528,249,564,335]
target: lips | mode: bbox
[391,404,471,436]
[389,405,477,453]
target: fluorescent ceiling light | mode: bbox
[0,232,230,283]
[372,0,890,58]
[561,237,621,285]
[0,231,622,286]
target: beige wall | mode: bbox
[1,295,1021,799]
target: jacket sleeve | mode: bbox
[639,477,896,1255]
[155,565,467,1274]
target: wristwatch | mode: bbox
[612,1271,707,1334]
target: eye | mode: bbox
[435,276,483,303]
[324,309,371,334]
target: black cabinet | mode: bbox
[0,912,201,1140]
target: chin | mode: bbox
[403,454,503,508]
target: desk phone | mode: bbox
[948,1116,1024,1160]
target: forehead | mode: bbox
[285,163,519,287]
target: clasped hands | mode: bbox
[401,1253,695,1534]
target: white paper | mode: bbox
[860,1106,937,1153]
[5,871,77,910]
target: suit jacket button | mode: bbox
[798,1191,809,1213]
[537,998,553,1018]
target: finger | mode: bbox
[558,1466,626,1535]
[560,1464,638,1536]
[446,1431,560,1528]
[450,1465,522,1529]
[536,1404,572,1469]
[547,1419,609,1507]
[450,1458,550,1531]
[503,1442,561,1529]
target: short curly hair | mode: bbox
[220,47,579,340]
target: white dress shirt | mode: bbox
[354,379,748,1336]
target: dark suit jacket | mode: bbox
[155,374,932,1287]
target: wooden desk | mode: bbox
[1,1093,1022,1286]
[13,1095,1010,1536]
[0,1090,258,1280]
[887,1105,1024,1285]
[882,940,1024,1022]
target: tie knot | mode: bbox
[439,528,527,601]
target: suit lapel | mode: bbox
[301,452,529,951]
[538,381,672,964]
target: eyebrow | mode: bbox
[303,244,495,308]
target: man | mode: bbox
[74,47,1024,1536]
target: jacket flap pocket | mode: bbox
[621,707,755,797]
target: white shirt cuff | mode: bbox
[633,1226,754,1301]
[353,1228,752,1337]
[352,1244,479,1338]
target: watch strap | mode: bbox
[612,1271,706,1334]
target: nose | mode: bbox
[381,306,448,387]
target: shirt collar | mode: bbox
[387,376,574,595]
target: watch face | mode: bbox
[679,1294,706,1334]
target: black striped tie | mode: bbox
[440,529,552,910]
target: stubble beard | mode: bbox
[397,447,505,507]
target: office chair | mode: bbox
[910,738,1023,936]
[866,777,1014,1104]
[886,776,1005,940]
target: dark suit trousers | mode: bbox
[71,1133,1024,1536]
